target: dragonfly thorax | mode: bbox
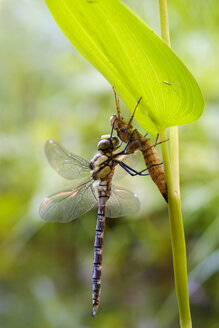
[90,153,114,180]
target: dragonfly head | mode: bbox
[98,134,120,152]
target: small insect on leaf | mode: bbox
[163,81,172,86]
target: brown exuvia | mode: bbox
[111,89,168,202]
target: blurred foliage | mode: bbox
[0,0,218,327]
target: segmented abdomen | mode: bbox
[140,138,167,201]
[92,193,109,317]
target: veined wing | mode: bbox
[45,140,91,181]
[106,186,140,218]
[39,182,97,223]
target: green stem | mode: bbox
[158,1,192,328]
[170,126,180,195]
[160,129,192,328]
[158,0,171,46]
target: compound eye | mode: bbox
[97,139,111,150]
[99,134,110,141]
[111,136,120,147]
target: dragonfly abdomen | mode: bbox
[92,187,110,317]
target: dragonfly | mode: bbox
[110,88,168,202]
[39,130,158,316]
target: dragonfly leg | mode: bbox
[116,129,137,156]
[117,160,163,177]
[112,87,122,118]
[127,97,142,128]
[117,161,150,176]
[155,133,159,145]
[117,161,147,176]
[149,138,169,149]
[138,162,163,173]
[123,129,136,153]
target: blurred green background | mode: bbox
[0,0,219,327]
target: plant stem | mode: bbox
[158,0,171,46]
[159,0,180,193]
[170,126,180,195]
[158,1,192,327]
[160,129,192,328]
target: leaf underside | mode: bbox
[46,0,204,135]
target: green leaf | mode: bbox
[45,0,204,135]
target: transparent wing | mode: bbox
[45,140,91,181]
[106,186,140,218]
[117,151,141,167]
[39,182,98,223]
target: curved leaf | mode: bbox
[45,0,204,135]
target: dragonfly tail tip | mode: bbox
[92,305,98,317]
